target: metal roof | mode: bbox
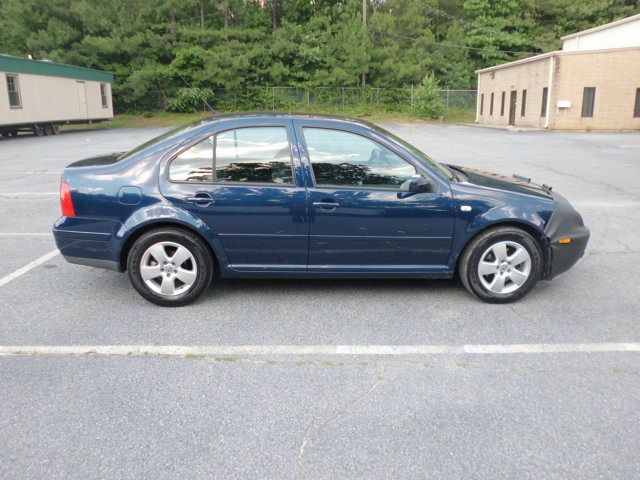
[0,54,114,83]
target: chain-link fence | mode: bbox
[209,86,476,113]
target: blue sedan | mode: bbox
[53,114,589,306]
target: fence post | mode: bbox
[410,84,414,110]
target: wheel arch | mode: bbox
[118,219,223,272]
[454,220,551,275]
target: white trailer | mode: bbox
[0,54,114,137]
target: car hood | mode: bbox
[448,164,553,199]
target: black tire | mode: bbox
[127,227,215,307]
[458,226,543,303]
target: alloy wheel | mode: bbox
[139,241,198,296]
[477,240,532,294]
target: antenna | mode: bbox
[175,71,219,115]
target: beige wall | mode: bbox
[0,72,113,126]
[550,49,640,130]
[477,57,551,128]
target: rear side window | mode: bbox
[169,127,293,184]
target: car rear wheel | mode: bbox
[127,227,214,306]
[459,226,543,303]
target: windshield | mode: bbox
[374,126,454,181]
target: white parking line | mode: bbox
[0,233,53,237]
[0,249,59,288]
[0,343,639,357]
[0,192,58,197]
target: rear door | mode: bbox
[294,121,455,273]
[160,120,308,271]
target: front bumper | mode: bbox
[544,193,590,279]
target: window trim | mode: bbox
[167,125,296,187]
[5,73,22,109]
[100,83,108,108]
[300,126,438,194]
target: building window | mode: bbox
[581,87,596,118]
[480,93,484,115]
[100,83,108,108]
[521,90,527,116]
[490,93,494,115]
[500,92,505,116]
[5,74,21,108]
[541,87,548,117]
[634,88,640,118]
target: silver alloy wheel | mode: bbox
[477,240,532,294]
[140,241,198,296]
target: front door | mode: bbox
[296,125,455,272]
[509,90,517,126]
[76,81,88,119]
[160,122,308,271]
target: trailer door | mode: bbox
[76,81,88,119]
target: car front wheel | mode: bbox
[127,227,214,306]
[459,226,543,303]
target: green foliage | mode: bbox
[413,74,445,119]
[1,0,637,113]
[166,87,215,113]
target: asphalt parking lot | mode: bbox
[1,123,639,479]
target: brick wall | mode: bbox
[551,49,640,130]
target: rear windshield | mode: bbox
[117,121,211,162]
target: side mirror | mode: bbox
[408,175,434,194]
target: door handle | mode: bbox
[186,192,214,206]
[313,201,340,211]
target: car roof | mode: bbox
[199,112,378,129]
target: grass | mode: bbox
[62,108,476,131]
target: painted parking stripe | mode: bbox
[0,192,58,197]
[0,233,53,237]
[0,343,639,357]
[0,249,59,288]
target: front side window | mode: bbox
[100,83,108,108]
[169,126,293,184]
[303,128,418,190]
[6,74,21,108]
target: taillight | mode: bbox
[60,181,76,217]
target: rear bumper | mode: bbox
[53,217,124,272]
[544,193,590,279]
